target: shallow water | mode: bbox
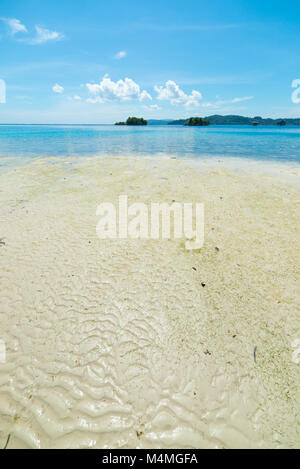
[1,124,300,167]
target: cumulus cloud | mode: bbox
[139,89,152,101]
[73,95,82,100]
[1,17,27,35]
[114,50,127,59]
[154,80,202,107]
[27,26,64,45]
[86,75,152,103]
[52,83,64,94]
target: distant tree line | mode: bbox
[115,115,300,127]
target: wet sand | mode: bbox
[0,156,299,448]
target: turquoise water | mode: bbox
[1,124,300,167]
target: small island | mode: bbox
[115,117,148,126]
[184,117,210,126]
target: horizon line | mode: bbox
[1,114,300,126]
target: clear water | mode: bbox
[1,124,300,167]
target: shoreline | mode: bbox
[1,153,300,179]
[0,155,299,448]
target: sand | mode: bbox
[0,155,299,449]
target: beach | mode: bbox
[0,155,299,449]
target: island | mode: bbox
[115,117,148,126]
[184,117,210,126]
[116,115,299,127]
[164,115,300,126]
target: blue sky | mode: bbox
[1,0,300,123]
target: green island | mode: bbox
[184,117,210,126]
[115,117,148,126]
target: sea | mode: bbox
[1,124,300,168]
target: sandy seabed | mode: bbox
[0,155,299,449]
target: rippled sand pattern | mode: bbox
[0,157,299,448]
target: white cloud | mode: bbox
[197,96,254,111]
[114,50,127,59]
[139,89,152,101]
[154,80,202,107]
[52,83,64,94]
[27,26,64,45]
[201,102,215,108]
[1,19,64,44]
[231,96,254,103]
[215,96,254,105]
[86,75,152,103]
[1,17,27,35]
[86,97,104,104]
[67,95,82,102]
[144,104,161,110]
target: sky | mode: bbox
[1,0,300,123]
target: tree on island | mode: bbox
[115,117,148,126]
[127,117,147,125]
[184,117,210,126]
